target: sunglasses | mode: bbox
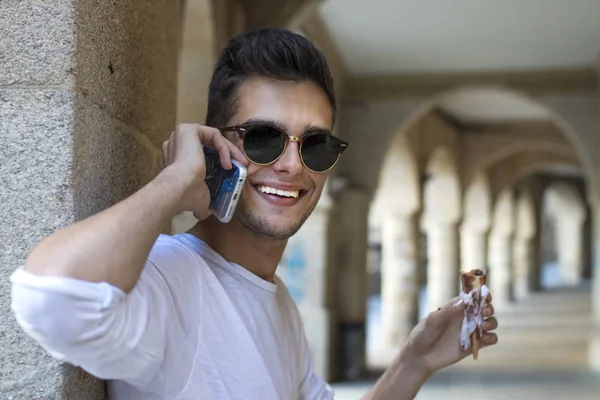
[220,123,349,173]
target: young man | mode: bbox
[11,27,497,399]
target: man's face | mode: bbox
[226,76,334,241]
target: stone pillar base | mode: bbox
[562,265,583,286]
[337,322,366,381]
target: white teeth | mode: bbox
[257,186,300,198]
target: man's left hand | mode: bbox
[401,295,498,377]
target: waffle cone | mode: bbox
[459,269,487,360]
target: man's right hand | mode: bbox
[161,123,249,220]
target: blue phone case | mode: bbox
[203,147,247,223]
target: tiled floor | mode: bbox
[332,369,600,400]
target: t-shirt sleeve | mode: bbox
[298,346,335,400]
[277,288,333,400]
[10,243,179,387]
[296,323,335,400]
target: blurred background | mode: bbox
[2,0,600,399]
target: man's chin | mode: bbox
[237,212,306,241]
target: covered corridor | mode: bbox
[273,0,600,388]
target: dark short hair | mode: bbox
[206,27,336,128]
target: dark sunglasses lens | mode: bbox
[243,126,286,164]
[301,134,340,172]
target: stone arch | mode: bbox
[436,86,593,180]
[543,182,588,286]
[341,86,593,204]
[422,146,462,313]
[465,138,578,186]
[370,133,420,224]
[486,149,581,201]
[337,98,443,197]
[461,170,492,273]
[535,97,597,198]
[423,146,461,226]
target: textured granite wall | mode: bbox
[0,0,179,398]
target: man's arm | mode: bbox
[24,124,245,293]
[11,257,176,382]
[361,297,498,400]
[24,167,187,292]
[361,347,430,400]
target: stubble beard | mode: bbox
[236,199,319,241]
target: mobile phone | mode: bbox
[203,146,247,223]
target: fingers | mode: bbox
[481,332,498,346]
[482,303,494,318]
[195,125,233,170]
[482,317,498,332]
[195,125,249,170]
[225,137,250,167]
[192,185,211,220]
[162,131,178,168]
[162,140,168,167]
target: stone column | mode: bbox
[590,195,600,371]
[513,237,533,300]
[425,223,459,312]
[330,188,371,381]
[460,227,488,272]
[513,189,536,300]
[278,188,333,380]
[0,1,179,398]
[557,216,585,285]
[592,57,600,372]
[488,233,514,307]
[379,213,418,361]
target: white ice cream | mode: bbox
[454,285,490,351]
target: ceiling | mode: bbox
[319,0,600,76]
[435,87,552,123]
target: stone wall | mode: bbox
[0,0,180,398]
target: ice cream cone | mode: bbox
[459,269,487,360]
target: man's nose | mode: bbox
[271,140,303,175]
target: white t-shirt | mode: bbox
[10,233,333,400]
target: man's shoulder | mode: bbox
[146,234,206,273]
[273,276,303,319]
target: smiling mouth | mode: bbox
[256,185,303,198]
[253,185,308,205]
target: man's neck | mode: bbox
[188,217,287,283]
